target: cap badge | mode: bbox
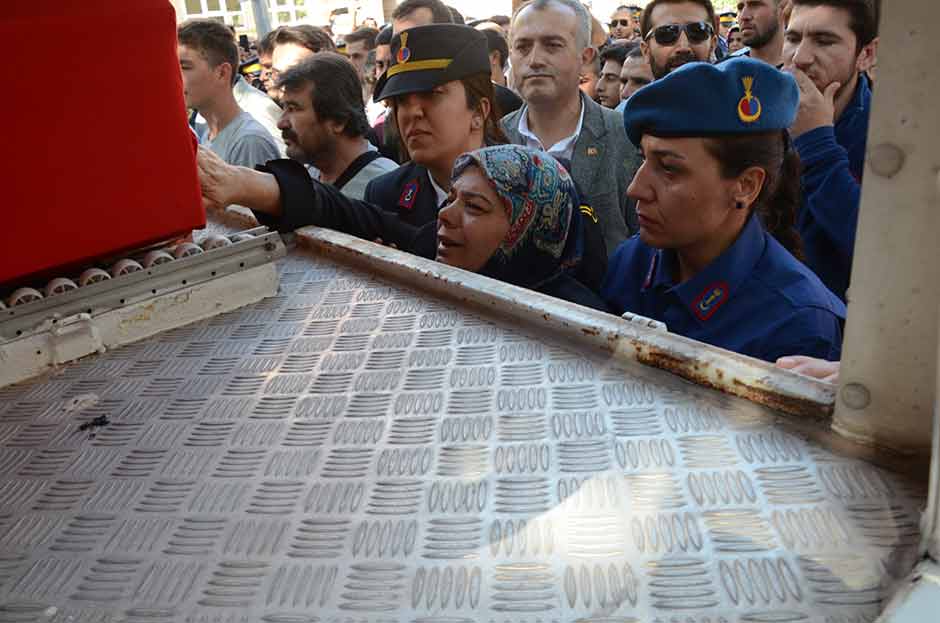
[396,32,412,64]
[737,76,762,124]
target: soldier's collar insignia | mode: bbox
[399,179,419,210]
[397,32,412,64]
[737,76,762,124]
[692,282,729,321]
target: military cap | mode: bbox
[373,24,490,101]
[622,58,799,146]
[719,10,737,22]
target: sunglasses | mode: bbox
[609,19,632,28]
[644,21,714,46]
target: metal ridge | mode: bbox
[295,226,837,420]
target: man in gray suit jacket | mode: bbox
[503,0,641,257]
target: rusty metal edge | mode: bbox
[293,226,838,419]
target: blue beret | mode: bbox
[623,58,800,146]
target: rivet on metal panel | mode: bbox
[841,382,872,410]
[868,143,906,178]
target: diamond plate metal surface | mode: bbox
[0,237,926,623]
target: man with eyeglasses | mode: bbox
[608,5,638,41]
[640,0,719,80]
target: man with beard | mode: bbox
[735,0,787,66]
[276,53,397,200]
[501,0,640,255]
[640,0,718,80]
[608,5,638,42]
[783,0,879,301]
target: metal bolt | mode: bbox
[841,382,872,410]
[869,143,905,178]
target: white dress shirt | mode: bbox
[516,99,585,163]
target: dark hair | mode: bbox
[791,0,880,48]
[276,52,370,139]
[178,19,239,85]
[481,28,510,70]
[272,25,336,55]
[388,72,508,157]
[391,0,455,24]
[448,6,466,24]
[640,0,718,38]
[625,43,645,59]
[704,132,804,259]
[257,28,279,57]
[600,42,629,65]
[376,25,393,46]
[344,26,379,49]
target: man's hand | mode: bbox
[776,355,840,384]
[785,67,839,139]
[196,146,240,212]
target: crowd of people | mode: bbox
[182,0,881,381]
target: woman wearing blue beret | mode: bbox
[601,58,846,363]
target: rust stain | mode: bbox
[635,342,832,420]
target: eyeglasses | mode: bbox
[609,19,632,28]
[644,21,715,46]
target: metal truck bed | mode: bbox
[0,217,926,623]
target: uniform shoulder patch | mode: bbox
[691,282,730,321]
[398,179,420,210]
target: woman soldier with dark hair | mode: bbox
[601,58,846,363]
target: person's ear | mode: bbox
[216,62,233,85]
[640,39,650,61]
[581,45,597,69]
[473,96,492,130]
[732,166,767,211]
[856,36,879,74]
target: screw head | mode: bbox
[841,382,872,410]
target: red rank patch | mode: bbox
[691,281,729,321]
[398,180,419,211]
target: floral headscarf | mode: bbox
[451,145,584,289]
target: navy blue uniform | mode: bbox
[793,75,872,302]
[601,215,846,363]
[363,161,442,229]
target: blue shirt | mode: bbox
[793,74,871,302]
[601,215,846,363]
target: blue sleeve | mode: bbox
[793,126,861,262]
[757,306,843,363]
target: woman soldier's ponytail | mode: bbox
[705,132,804,260]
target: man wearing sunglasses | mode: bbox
[640,0,719,80]
[609,6,638,41]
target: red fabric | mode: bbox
[1,0,205,285]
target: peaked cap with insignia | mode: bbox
[373,24,491,101]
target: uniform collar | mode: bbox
[644,214,767,324]
[426,170,448,207]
